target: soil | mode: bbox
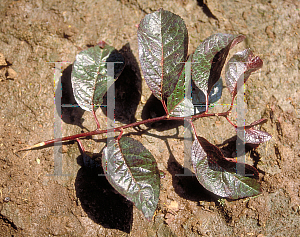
[0,0,300,236]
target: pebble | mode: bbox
[4,197,10,202]
[0,53,6,66]
[265,25,275,39]
[6,68,17,79]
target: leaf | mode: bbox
[225,49,263,98]
[102,137,160,221]
[71,44,125,112]
[167,56,194,117]
[244,128,272,144]
[244,118,268,129]
[137,8,188,101]
[191,34,245,106]
[192,77,223,114]
[236,118,271,144]
[191,137,261,199]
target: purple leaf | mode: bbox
[244,118,268,129]
[102,137,160,221]
[192,34,245,107]
[244,128,272,144]
[191,137,261,199]
[137,8,188,101]
[71,44,125,112]
[236,118,272,144]
[225,49,263,98]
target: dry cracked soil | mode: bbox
[0,0,300,236]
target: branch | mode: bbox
[18,110,232,151]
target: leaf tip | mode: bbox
[97,40,106,49]
[248,54,263,70]
[230,34,246,49]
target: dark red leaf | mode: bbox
[244,118,268,129]
[192,34,245,107]
[245,128,272,144]
[137,9,188,101]
[191,137,261,199]
[102,137,160,221]
[225,49,263,98]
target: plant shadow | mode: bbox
[217,135,264,173]
[57,64,86,129]
[75,153,133,233]
[165,142,217,202]
[197,0,218,20]
[101,43,142,124]
[132,128,218,202]
[141,94,183,131]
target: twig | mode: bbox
[18,109,234,151]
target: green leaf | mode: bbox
[102,137,160,221]
[192,33,245,106]
[71,44,125,112]
[191,137,261,199]
[167,56,194,117]
[137,8,188,101]
[225,49,263,98]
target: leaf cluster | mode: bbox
[27,9,272,221]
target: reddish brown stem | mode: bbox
[190,120,197,138]
[76,138,86,155]
[161,100,169,115]
[20,110,234,151]
[226,116,237,128]
[92,109,101,130]
[205,94,209,113]
[26,115,167,148]
[229,95,235,112]
[117,128,123,140]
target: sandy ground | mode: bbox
[0,0,300,236]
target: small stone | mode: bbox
[0,53,7,66]
[292,205,300,212]
[168,201,179,212]
[61,145,68,153]
[6,68,17,79]
[63,25,78,38]
[4,197,10,202]
[164,212,175,225]
[265,25,275,39]
[64,29,74,38]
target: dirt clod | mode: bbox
[0,53,7,66]
[6,68,17,79]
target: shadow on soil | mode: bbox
[217,136,264,173]
[75,154,133,233]
[101,43,142,124]
[165,140,217,202]
[141,94,185,131]
[58,64,86,129]
[167,155,215,202]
